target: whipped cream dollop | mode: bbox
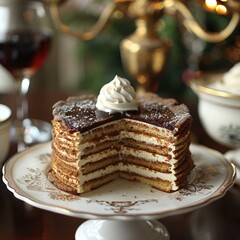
[209,63,240,95]
[96,75,138,114]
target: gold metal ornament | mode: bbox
[44,0,240,93]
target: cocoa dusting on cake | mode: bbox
[52,95,120,133]
[52,93,192,133]
[127,93,192,131]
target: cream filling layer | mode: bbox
[54,118,189,154]
[78,132,189,154]
[52,141,79,160]
[81,119,174,139]
[58,125,189,149]
[52,165,79,186]
[79,148,174,166]
[53,144,187,169]
[54,146,188,171]
[79,164,178,190]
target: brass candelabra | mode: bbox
[46,0,240,93]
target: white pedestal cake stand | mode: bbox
[2,142,236,240]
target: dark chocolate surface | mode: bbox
[52,93,192,133]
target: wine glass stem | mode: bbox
[15,77,30,123]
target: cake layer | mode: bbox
[51,142,192,193]
[52,119,191,172]
[52,118,191,161]
[50,153,193,194]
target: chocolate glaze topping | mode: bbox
[52,93,192,133]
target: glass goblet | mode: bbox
[0,0,53,150]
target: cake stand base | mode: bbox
[75,219,169,240]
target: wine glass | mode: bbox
[0,0,53,150]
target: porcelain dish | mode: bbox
[2,142,235,220]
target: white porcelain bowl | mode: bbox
[0,104,11,166]
[189,73,240,148]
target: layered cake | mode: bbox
[48,75,194,194]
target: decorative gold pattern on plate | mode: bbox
[88,200,158,215]
[16,152,221,207]
[17,154,80,202]
[171,163,221,201]
[3,142,235,219]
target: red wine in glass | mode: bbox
[0,29,52,149]
[0,29,52,78]
[0,1,53,151]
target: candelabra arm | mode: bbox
[173,1,240,42]
[49,2,117,40]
